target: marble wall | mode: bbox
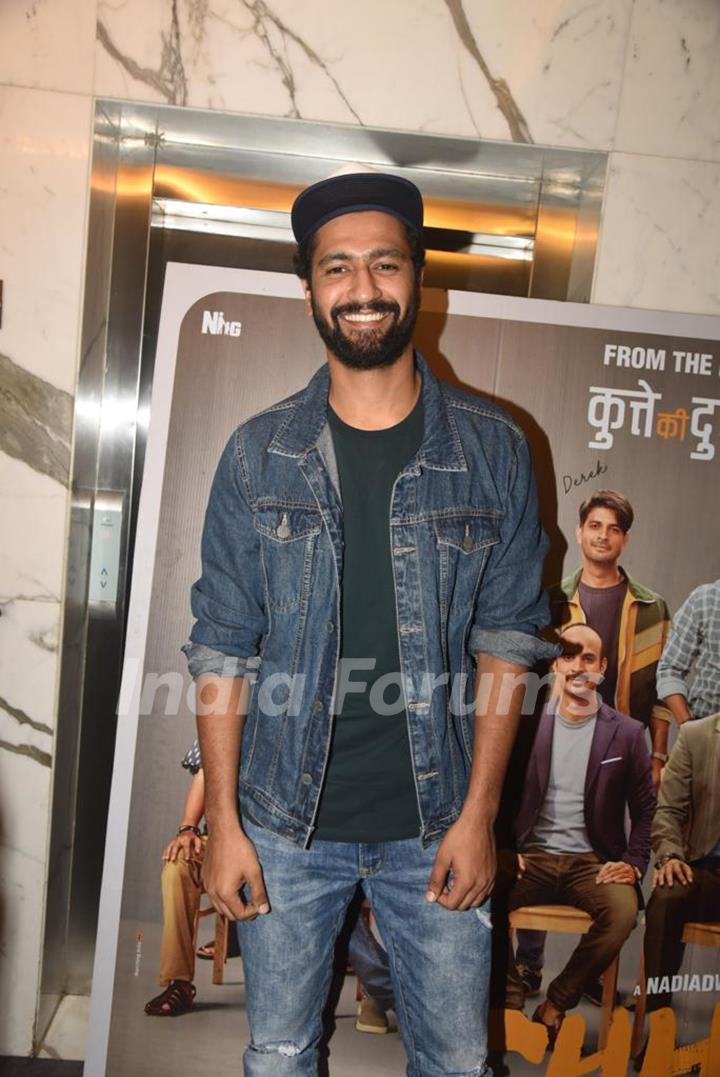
[1,0,719,1057]
[0,77,93,1054]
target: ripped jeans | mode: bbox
[237,818,492,1077]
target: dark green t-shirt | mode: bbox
[312,390,424,842]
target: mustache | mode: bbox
[565,672,603,685]
[331,299,401,320]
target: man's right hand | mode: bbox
[653,858,694,889]
[202,825,270,921]
[162,832,203,863]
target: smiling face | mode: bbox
[576,506,629,569]
[303,210,421,370]
[554,624,607,718]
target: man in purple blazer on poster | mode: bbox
[502,623,656,1044]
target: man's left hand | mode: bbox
[595,861,636,885]
[651,757,664,791]
[425,815,495,911]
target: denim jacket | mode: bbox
[183,353,556,848]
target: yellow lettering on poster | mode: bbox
[501,1003,720,1075]
[656,408,689,440]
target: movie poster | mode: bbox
[87,264,720,1076]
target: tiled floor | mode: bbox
[37,995,89,1061]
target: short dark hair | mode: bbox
[578,489,634,533]
[292,220,426,284]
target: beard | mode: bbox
[310,280,421,370]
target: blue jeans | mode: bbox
[236,819,492,1077]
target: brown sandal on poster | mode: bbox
[196,940,215,960]
[144,980,196,1016]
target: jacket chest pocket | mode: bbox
[254,508,323,612]
[433,514,501,610]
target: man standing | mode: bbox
[503,624,655,1045]
[656,579,720,725]
[182,170,555,1075]
[551,491,671,781]
[641,711,720,1017]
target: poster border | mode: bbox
[85,263,720,1074]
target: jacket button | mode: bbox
[313,700,323,713]
[300,772,313,785]
[326,621,335,632]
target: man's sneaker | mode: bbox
[355,993,390,1034]
[517,963,542,998]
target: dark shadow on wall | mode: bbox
[416,293,567,592]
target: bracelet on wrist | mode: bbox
[177,824,201,837]
[656,853,684,868]
[652,751,669,763]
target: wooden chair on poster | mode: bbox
[509,904,621,1050]
[195,900,229,985]
[631,920,720,1058]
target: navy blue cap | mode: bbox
[291,172,424,244]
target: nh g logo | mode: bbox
[202,310,242,337]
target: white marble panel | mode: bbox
[0,779,51,1055]
[615,0,720,162]
[0,0,97,97]
[94,0,633,149]
[0,685,53,864]
[0,489,62,1061]
[440,0,634,148]
[0,604,57,744]
[0,606,57,1056]
[0,86,92,396]
[592,152,720,316]
[0,453,67,601]
[0,448,60,1056]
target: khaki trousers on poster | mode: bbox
[158,836,206,984]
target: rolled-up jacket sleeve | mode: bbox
[181,431,267,680]
[467,432,559,668]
